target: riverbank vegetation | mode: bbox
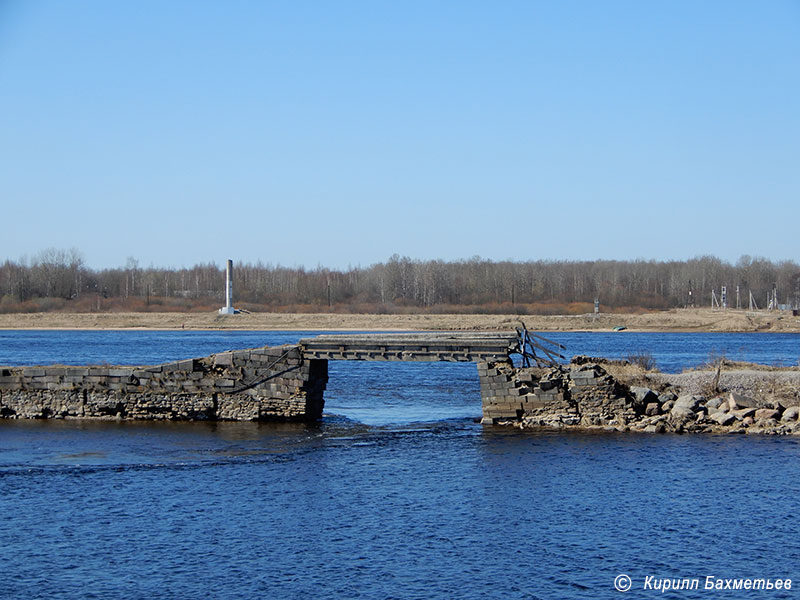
[1,249,798,315]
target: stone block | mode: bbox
[160,360,186,372]
[534,390,564,402]
[21,368,46,377]
[521,398,547,410]
[214,353,234,367]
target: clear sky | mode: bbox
[1,1,798,269]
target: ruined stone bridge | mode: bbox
[2,331,624,425]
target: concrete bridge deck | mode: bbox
[299,332,518,363]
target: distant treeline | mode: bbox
[1,249,799,314]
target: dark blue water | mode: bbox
[2,329,798,372]
[1,330,799,599]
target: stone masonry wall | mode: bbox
[0,345,328,422]
[478,360,638,428]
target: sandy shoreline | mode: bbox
[0,308,797,332]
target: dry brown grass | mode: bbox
[0,307,797,333]
[683,358,800,373]
[682,355,800,400]
[761,375,800,406]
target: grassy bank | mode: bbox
[0,308,797,332]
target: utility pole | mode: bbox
[749,290,758,311]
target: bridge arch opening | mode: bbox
[322,360,482,426]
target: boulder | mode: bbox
[742,416,755,427]
[670,405,696,424]
[732,407,757,421]
[705,397,724,411]
[674,395,702,411]
[661,400,675,413]
[630,386,658,405]
[728,392,758,411]
[755,408,781,421]
[710,411,736,426]
[781,407,800,422]
[659,391,678,404]
[645,402,660,416]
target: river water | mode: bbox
[1,330,799,599]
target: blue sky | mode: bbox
[1,1,798,269]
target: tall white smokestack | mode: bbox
[218,259,236,315]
